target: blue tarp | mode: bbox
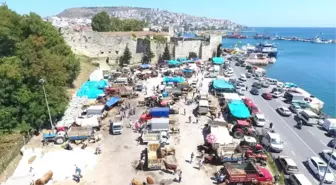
[163,76,185,83]
[193,58,200,61]
[97,80,108,89]
[150,107,169,117]
[182,60,194,63]
[76,80,107,99]
[228,100,251,119]
[212,57,224,64]
[106,97,120,107]
[284,82,298,88]
[213,79,234,89]
[183,33,196,39]
[178,57,187,62]
[182,69,193,73]
[168,60,181,66]
[140,64,151,69]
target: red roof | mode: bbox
[237,120,249,126]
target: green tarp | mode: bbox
[228,100,251,119]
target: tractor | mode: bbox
[231,120,256,139]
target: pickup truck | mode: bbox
[220,162,273,184]
[141,131,169,145]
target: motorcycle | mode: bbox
[296,120,302,129]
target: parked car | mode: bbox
[250,87,260,95]
[262,93,273,100]
[278,156,299,174]
[241,63,247,67]
[252,82,262,89]
[326,129,336,138]
[328,138,336,148]
[277,106,292,116]
[236,88,245,95]
[272,91,283,98]
[322,150,336,168]
[239,74,247,81]
[261,132,283,152]
[261,81,270,88]
[252,113,267,127]
[289,104,302,114]
[307,157,334,183]
[246,72,252,78]
[236,83,247,91]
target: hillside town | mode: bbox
[51,6,245,32]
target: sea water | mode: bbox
[222,27,336,116]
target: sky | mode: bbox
[5,0,336,27]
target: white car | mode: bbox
[252,113,267,127]
[307,156,334,183]
[224,71,234,77]
[322,150,336,168]
[277,106,292,117]
[272,91,283,98]
[236,88,245,95]
[239,74,247,81]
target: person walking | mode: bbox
[196,117,199,124]
[269,122,273,129]
[198,159,203,170]
[178,170,182,182]
[184,108,186,115]
[189,116,192,123]
[75,165,82,178]
[190,152,194,163]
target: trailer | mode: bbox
[146,142,162,170]
[43,127,93,145]
[141,131,169,144]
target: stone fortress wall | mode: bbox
[61,30,222,64]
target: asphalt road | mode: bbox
[230,63,336,184]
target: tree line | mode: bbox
[0,6,80,133]
[92,11,148,32]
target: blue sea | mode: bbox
[222,27,336,117]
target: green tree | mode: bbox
[120,45,132,67]
[188,52,198,59]
[162,44,171,60]
[91,11,111,32]
[142,48,154,64]
[0,7,80,132]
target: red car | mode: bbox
[262,93,273,100]
[244,100,260,114]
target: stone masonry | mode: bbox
[61,30,222,64]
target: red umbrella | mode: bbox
[206,133,217,144]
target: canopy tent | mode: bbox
[163,76,185,83]
[140,64,151,69]
[227,100,251,119]
[106,97,120,107]
[177,57,187,62]
[182,68,193,73]
[213,79,234,90]
[76,80,106,99]
[212,57,224,64]
[97,80,108,89]
[168,60,181,66]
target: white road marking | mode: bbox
[308,130,315,136]
[320,140,326,146]
[291,151,296,156]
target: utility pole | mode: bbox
[39,79,54,129]
[319,136,336,185]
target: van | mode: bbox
[198,100,209,114]
[266,78,278,85]
[278,156,299,174]
[298,110,319,126]
[110,121,123,135]
[261,132,283,152]
[288,174,312,185]
[323,118,336,131]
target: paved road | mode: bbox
[230,63,336,184]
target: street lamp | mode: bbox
[320,136,336,185]
[39,78,53,129]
